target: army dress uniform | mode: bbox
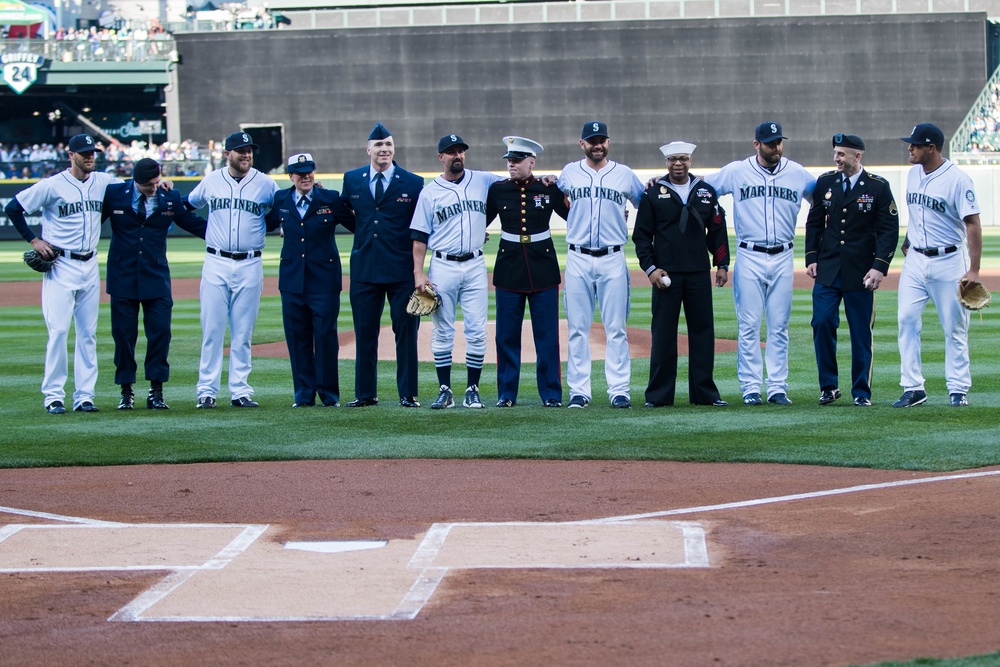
[805,136,899,403]
[633,171,730,406]
[486,165,569,406]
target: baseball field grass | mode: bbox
[2,233,1000,667]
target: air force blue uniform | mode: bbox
[103,182,207,386]
[267,185,354,406]
[341,162,424,401]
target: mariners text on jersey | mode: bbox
[906,192,947,213]
[738,184,800,203]
[435,199,487,222]
[58,200,103,217]
[209,197,267,215]
[566,186,628,206]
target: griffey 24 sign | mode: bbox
[2,53,45,94]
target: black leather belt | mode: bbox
[913,245,958,257]
[55,248,95,261]
[569,244,622,257]
[207,247,262,260]
[434,249,482,262]
[739,241,793,255]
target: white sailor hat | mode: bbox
[286,152,316,173]
[659,141,697,158]
[502,136,543,159]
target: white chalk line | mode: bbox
[0,505,126,526]
[587,468,1000,524]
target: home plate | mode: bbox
[285,541,387,553]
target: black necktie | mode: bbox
[137,195,147,222]
[843,176,852,196]
[374,174,384,201]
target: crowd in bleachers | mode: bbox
[964,80,1000,153]
[0,139,227,179]
[48,24,172,62]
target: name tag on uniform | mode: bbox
[113,209,125,215]
[350,194,360,199]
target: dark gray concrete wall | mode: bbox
[176,13,987,172]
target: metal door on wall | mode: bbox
[241,123,284,175]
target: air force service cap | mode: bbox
[286,153,316,174]
[502,136,543,159]
[659,141,697,158]
[755,122,787,143]
[833,134,865,151]
[438,134,469,153]
[900,123,945,148]
[581,121,609,140]
[133,158,161,184]
[67,134,103,153]
[224,131,259,151]
[368,123,391,141]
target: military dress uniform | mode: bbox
[633,175,730,406]
[266,164,354,407]
[103,168,207,407]
[486,176,569,405]
[805,166,898,402]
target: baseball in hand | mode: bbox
[660,274,672,287]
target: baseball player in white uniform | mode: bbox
[185,131,280,408]
[894,123,983,408]
[706,122,815,406]
[4,134,123,413]
[411,134,502,409]
[557,121,645,409]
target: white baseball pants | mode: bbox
[428,255,488,365]
[40,257,100,409]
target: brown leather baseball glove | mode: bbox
[958,278,991,311]
[406,285,442,316]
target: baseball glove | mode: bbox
[23,249,57,273]
[406,286,442,316]
[958,278,991,311]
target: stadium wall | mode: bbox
[173,12,988,173]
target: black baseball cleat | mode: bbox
[567,395,589,409]
[346,397,379,408]
[118,385,135,411]
[74,401,99,412]
[950,392,969,407]
[854,397,872,407]
[892,390,927,408]
[611,395,631,409]
[45,400,67,415]
[767,393,793,405]
[819,389,842,405]
[431,385,455,410]
[231,396,259,408]
[543,399,562,408]
[399,397,420,408]
[147,383,169,410]
[742,392,763,406]
[196,396,217,409]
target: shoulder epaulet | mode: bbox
[866,172,887,183]
[821,170,837,177]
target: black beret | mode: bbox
[133,158,161,184]
[832,133,865,151]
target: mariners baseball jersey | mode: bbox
[557,160,644,248]
[187,168,280,252]
[15,170,121,253]
[706,157,815,246]
[904,159,980,247]
[410,170,502,255]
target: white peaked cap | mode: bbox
[502,136,544,158]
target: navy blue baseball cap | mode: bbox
[755,122,786,143]
[67,134,103,153]
[368,123,391,141]
[224,131,259,151]
[437,134,468,153]
[582,121,609,140]
[900,123,945,148]
[833,133,865,151]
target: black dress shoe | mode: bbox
[644,401,665,408]
[853,397,872,407]
[711,399,729,407]
[346,397,379,408]
[74,401,99,412]
[819,388,842,405]
[292,402,315,408]
[231,396,259,408]
[46,400,67,415]
[147,384,169,410]
[543,399,562,408]
[399,397,421,408]
[118,394,134,410]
